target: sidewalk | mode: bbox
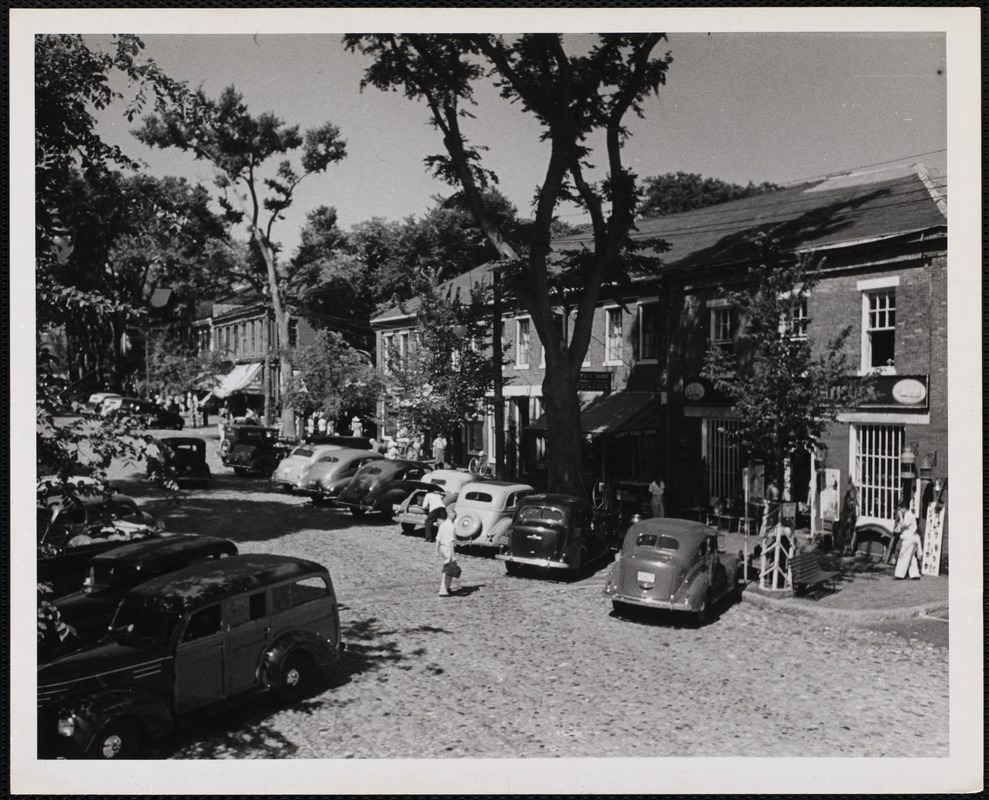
[725,531,949,620]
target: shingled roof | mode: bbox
[372,164,945,326]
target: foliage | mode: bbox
[640,171,779,217]
[140,334,232,401]
[701,236,874,486]
[135,84,348,434]
[345,34,671,493]
[383,283,502,440]
[281,330,384,422]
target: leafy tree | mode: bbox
[140,333,231,408]
[345,34,671,494]
[383,283,503,447]
[640,171,779,217]
[135,85,347,436]
[281,330,384,427]
[701,236,873,494]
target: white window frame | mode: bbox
[538,311,590,367]
[637,298,660,363]
[704,418,743,503]
[398,332,409,368]
[381,333,394,374]
[604,306,623,366]
[707,298,735,349]
[850,423,904,525]
[859,277,899,375]
[515,317,531,369]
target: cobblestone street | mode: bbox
[111,439,949,760]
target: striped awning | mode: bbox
[527,391,659,437]
[211,362,263,399]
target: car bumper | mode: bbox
[495,553,569,569]
[397,512,426,526]
[605,590,693,612]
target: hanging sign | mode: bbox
[576,371,612,392]
[921,484,946,576]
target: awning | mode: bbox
[212,362,263,399]
[527,391,660,438]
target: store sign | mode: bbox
[612,428,658,441]
[891,378,927,406]
[859,375,929,410]
[577,371,612,392]
[684,381,706,402]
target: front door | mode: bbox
[173,603,226,713]
[227,590,270,694]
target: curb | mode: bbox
[740,589,949,622]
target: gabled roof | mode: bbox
[372,262,497,326]
[371,163,945,326]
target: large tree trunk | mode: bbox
[276,313,296,438]
[541,363,584,497]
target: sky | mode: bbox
[89,31,947,257]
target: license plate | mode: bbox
[637,571,655,585]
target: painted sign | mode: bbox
[684,381,706,401]
[820,468,841,522]
[858,374,930,410]
[891,378,927,405]
[576,371,612,392]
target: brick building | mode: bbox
[371,164,948,563]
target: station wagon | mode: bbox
[603,518,745,625]
[41,535,239,662]
[451,481,534,548]
[38,554,342,759]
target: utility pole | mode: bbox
[492,270,505,480]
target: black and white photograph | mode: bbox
[10,6,982,795]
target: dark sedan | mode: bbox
[497,493,620,578]
[41,535,238,662]
[335,459,430,518]
[147,437,211,487]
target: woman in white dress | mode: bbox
[893,505,922,579]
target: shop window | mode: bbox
[854,424,903,522]
[705,419,742,503]
[604,307,623,365]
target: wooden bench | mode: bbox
[790,550,840,596]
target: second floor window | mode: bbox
[516,318,531,367]
[288,319,299,348]
[864,289,895,371]
[605,308,623,364]
[639,303,659,361]
[709,305,735,354]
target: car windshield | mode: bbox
[237,431,268,443]
[87,563,140,592]
[428,478,447,486]
[109,598,181,646]
[635,533,680,550]
[518,506,565,524]
[318,455,340,464]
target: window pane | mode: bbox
[182,604,222,641]
[640,304,658,359]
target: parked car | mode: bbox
[335,459,431,518]
[305,434,373,450]
[603,518,745,625]
[84,392,122,415]
[272,444,348,493]
[37,553,343,759]
[395,469,478,539]
[108,397,185,430]
[147,437,211,488]
[496,493,621,577]
[304,448,386,506]
[38,493,161,596]
[451,481,534,548]
[219,424,282,476]
[40,535,239,663]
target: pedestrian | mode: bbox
[386,438,400,460]
[435,508,461,596]
[306,413,315,436]
[647,474,665,518]
[316,411,327,434]
[407,434,423,461]
[837,480,859,555]
[432,432,447,466]
[243,407,259,424]
[351,416,363,438]
[422,490,446,542]
[892,503,922,579]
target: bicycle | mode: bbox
[468,451,494,478]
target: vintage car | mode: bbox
[38,493,161,596]
[38,554,343,759]
[451,481,534,549]
[272,444,348,493]
[603,518,745,625]
[304,448,386,505]
[107,397,185,430]
[84,392,122,416]
[335,459,430,518]
[395,469,478,539]
[40,535,239,663]
[146,436,211,488]
[219,423,282,476]
[496,493,620,577]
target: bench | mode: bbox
[790,550,840,596]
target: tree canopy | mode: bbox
[639,171,780,217]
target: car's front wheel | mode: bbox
[88,718,142,759]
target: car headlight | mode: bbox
[57,715,75,737]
